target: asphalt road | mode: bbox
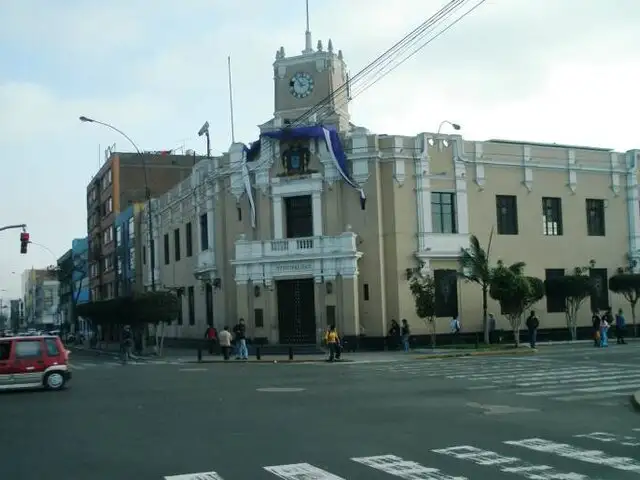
[0,344,638,480]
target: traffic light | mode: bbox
[20,232,29,254]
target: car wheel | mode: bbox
[44,372,66,391]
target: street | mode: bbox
[0,344,638,479]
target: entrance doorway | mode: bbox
[276,278,316,344]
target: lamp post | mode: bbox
[79,116,156,292]
[437,120,461,134]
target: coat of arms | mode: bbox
[282,144,310,176]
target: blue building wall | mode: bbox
[115,205,137,296]
[71,237,89,304]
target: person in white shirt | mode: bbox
[218,326,233,360]
[450,316,461,344]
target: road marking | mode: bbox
[257,387,305,392]
[466,385,497,390]
[505,438,640,473]
[512,372,640,388]
[179,368,208,372]
[452,366,597,381]
[164,471,224,479]
[575,432,640,447]
[351,454,465,479]
[264,463,344,479]
[574,381,640,393]
[466,402,539,415]
[554,392,632,402]
[433,445,592,479]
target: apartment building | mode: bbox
[141,31,640,345]
[86,151,204,301]
[21,268,59,327]
[56,237,89,330]
[114,204,144,297]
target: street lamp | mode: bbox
[437,120,461,134]
[198,121,211,158]
[79,116,156,291]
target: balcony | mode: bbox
[194,249,216,279]
[232,232,363,283]
[417,232,469,259]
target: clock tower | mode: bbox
[272,4,350,131]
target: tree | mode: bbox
[545,267,594,340]
[458,230,494,344]
[408,270,437,347]
[609,269,640,337]
[489,261,544,346]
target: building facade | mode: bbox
[86,150,204,302]
[9,299,23,331]
[141,32,640,345]
[57,238,89,332]
[114,204,144,297]
[21,268,59,327]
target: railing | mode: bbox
[234,233,358,262]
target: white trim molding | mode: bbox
[567,149,577,194]
[414,134,432,251]
[474,142,486,190]
[522,145,533,192]
[610,152,621,196]
[271,173,324,240]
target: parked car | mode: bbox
[0,335,71,391]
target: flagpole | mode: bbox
[227,56,236,144]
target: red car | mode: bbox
[0,335,71,391]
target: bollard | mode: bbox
[256,347,261,360]
[288,347,293,360]
[197,345,202,363]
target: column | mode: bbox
[273,196,283,239]
[312,192,323,236]
[339,276,360,336]
[207,209,214,252]
[415,134,432,250]
[235,283,249,325]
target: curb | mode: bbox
[413,348,536,361]
[187,359,353,365]
[631,391,640,412]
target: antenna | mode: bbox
[227,56,236,144]
[303,0,313,53]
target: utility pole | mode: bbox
[0,224,27,233]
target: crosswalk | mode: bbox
[68,358,189,370]
[345,356,640,405]
[164,428,640,479]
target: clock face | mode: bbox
[289,72,314,99]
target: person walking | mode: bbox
[324,325,341,362]
[599,316,610,347]
[525,311,539,348]
[121,325,133,364]
[592,311,601,347]
[233,318,248,360]
[616,308,627,344]
[401,319,411,352]
[218,326,232,361]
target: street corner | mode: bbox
[412,346,536,361]
[631,391,640,412]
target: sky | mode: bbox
[0,0,639,301]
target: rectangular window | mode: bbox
[434,269,458,318]
[174,228,181,262]
[589,268,609,312]
[176,289,184,325]
[142,246,147,266]
[187,286,195,325]
[129,247,135,272]
[545,268,565,313]
[116,226,122,247]
[15,340,42,359]
[163,234,170,265]
[431,192,457,234]
[185,222,193,257]
[254,308,264,328]
[205,284,213,326]
[200,213,209,251]
[44,338,60,356]
[542,197,563,236]
[363,283,370,301]
[285,195,313,238]
[496,195,519,235]
[128,217,134,238]
[586,199,605,236]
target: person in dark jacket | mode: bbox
[233,319,248,360]
[525,311,539,348]
[592,312,601,347]
[616,308,627,344]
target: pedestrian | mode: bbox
[324,325,341,362]
[525,311,539,348]
[592,311,601,347]
[204,325,218,354]
[599,316,610,347]
[387,319,400,350]
[233,318,248,360]
[488,314,496,344]
[450,316,461,344]
[218,326,232,360]
[121,325,133,364]
[401,319,411,352]
[615,308,627,344]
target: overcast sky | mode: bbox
[0,0,639,301]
